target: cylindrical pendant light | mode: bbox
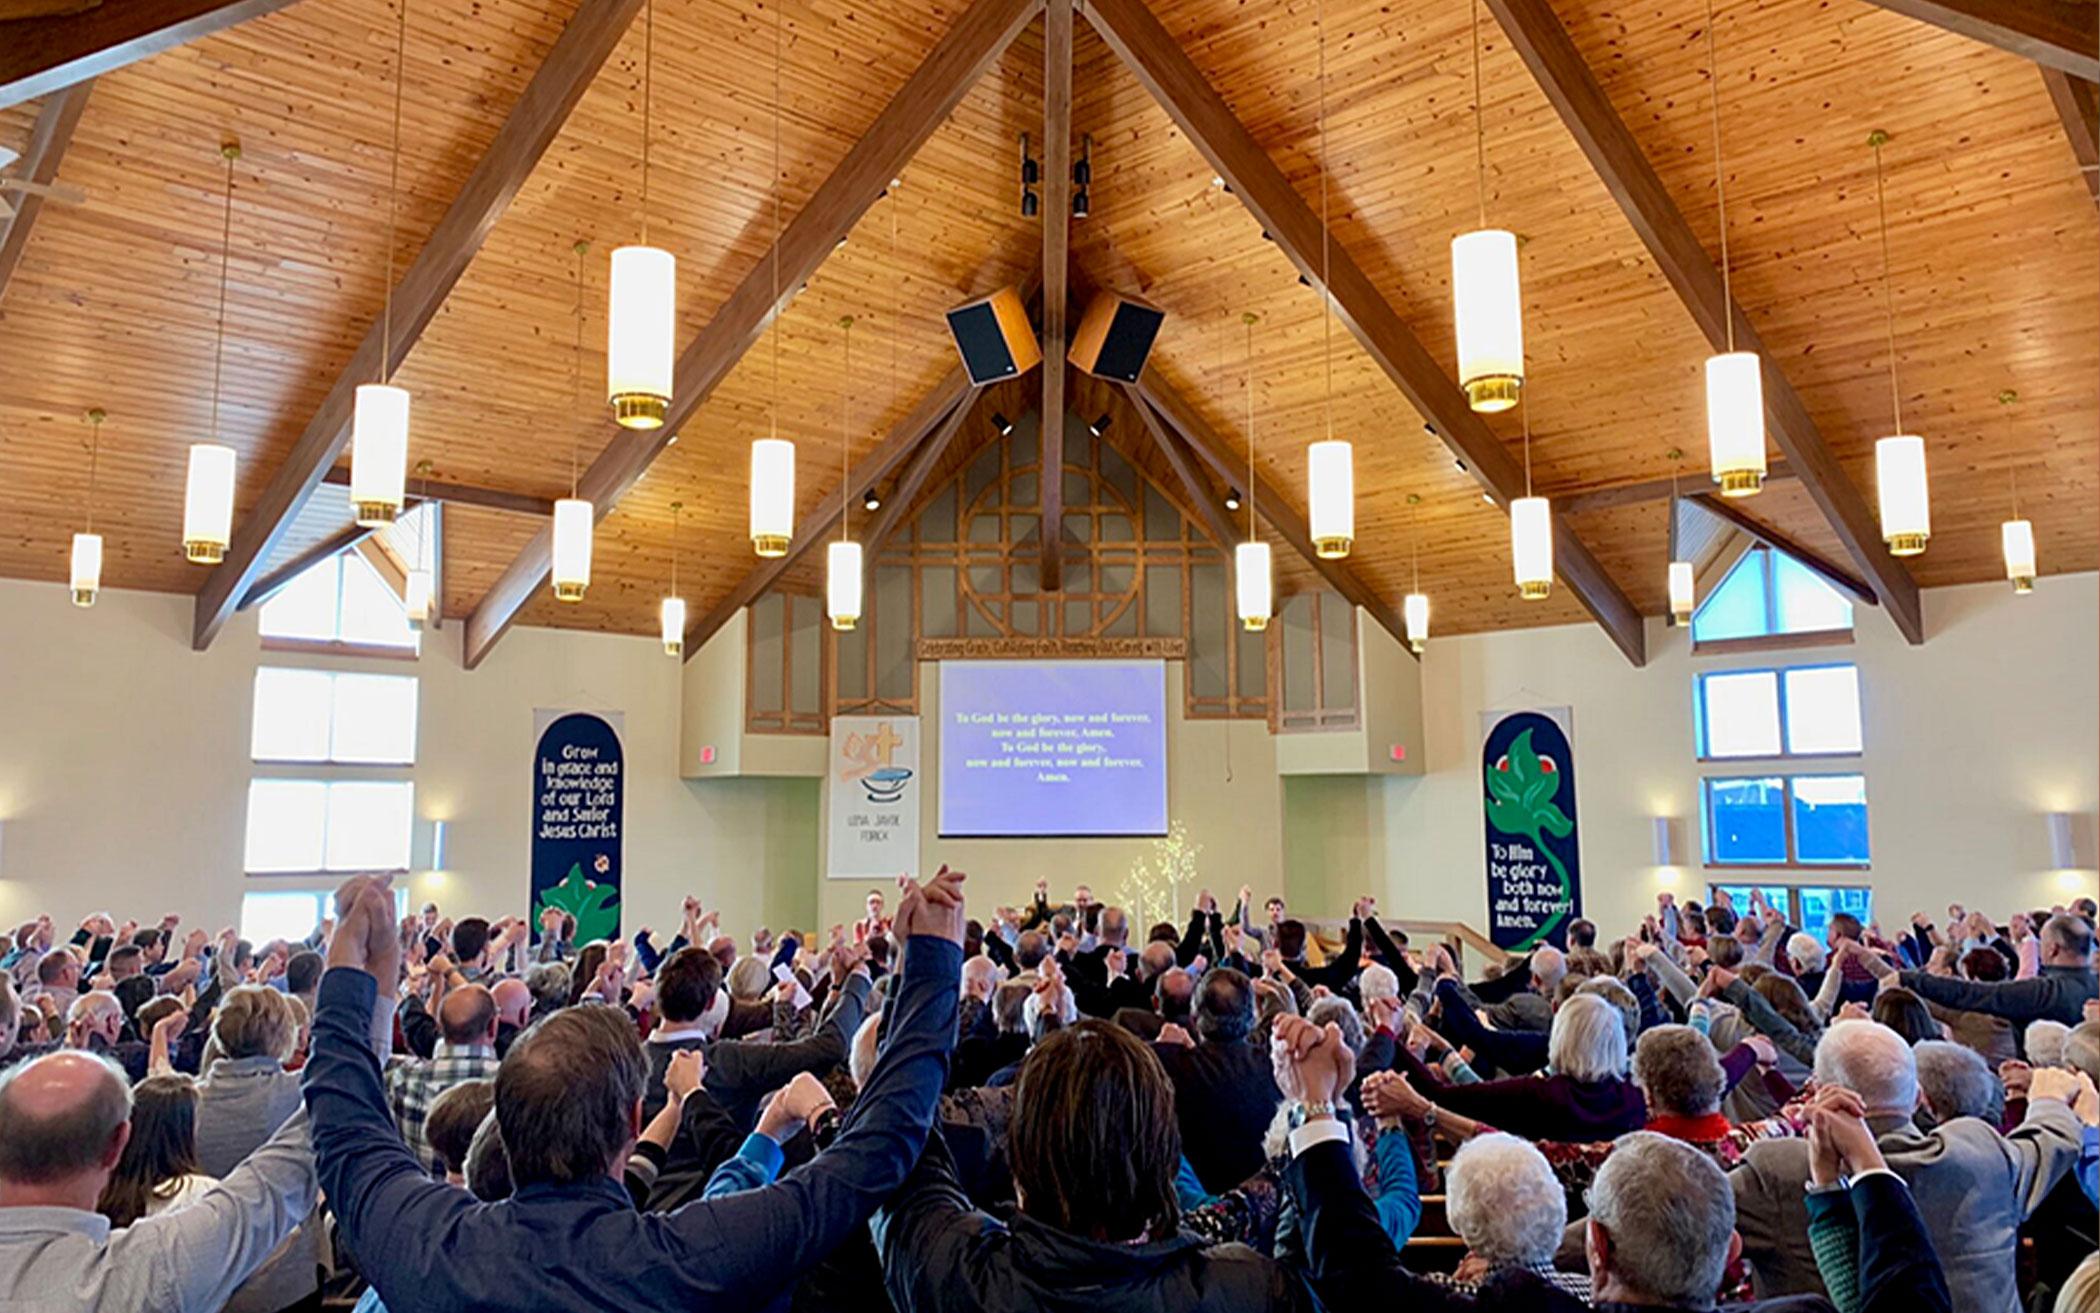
[659,595,687,654]
[404,566,433,630]
[182,444,236,564]
[1866,130,1928,558]
[1668,560,1696,625]
[350,383,409,526]
[1453,229,1523,413]
[70,532,103,608]
[551,497,593,601]
[353,0,413,529]
[403,462,434,630]
[2002,518,2036,594]
[1875,434,1928,556]
[187,140,243,564]
[1235,540,1272,632]
[608,245,674,428]
[1511,495,1553,600]
[1705,352,1765,496]
[1307,440,1353,560]
[828,540,864,631]
[1403,590,1430,654]
[750,438,794,556]
[1698,0,1765,497]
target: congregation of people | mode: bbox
[1,873,2097,1313]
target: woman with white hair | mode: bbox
[1432,1133,1591,1300]
[1368,993,1643,1141]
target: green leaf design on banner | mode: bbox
[1485,726,1574,949]
[535,864,620,944]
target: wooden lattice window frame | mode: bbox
[745,589,828,735]
[1268,588,1360,733]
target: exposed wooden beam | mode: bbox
[190,0,646,652]
[1689,493,1878,608]
[0,80,90,302]
[682,374,974,659]
[464,0,1044,670]
[319,466,554,517]
[237,520,373,611]
[1119,381,1238,555]
[1854,0,2096,80]
[1557,461,1797,517]
[1483,0,1925,647]
[2042,67,2099,206]
[1138,369,1413,656]
[357,536,407,599]
[1039,0,1072,592]
[0,0,300,108]
[1084,0,1644,666]
[864,397,978,556]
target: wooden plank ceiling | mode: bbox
[0,0,2090,659]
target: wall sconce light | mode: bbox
[429,819,449,872]
[2047,812,2077,870]
[1651,816,1679,868]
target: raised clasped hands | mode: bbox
[891,865,967,945]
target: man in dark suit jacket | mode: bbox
[1270,1012,1954,1313]
[1152,967,1280,1194]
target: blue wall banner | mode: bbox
[531,709,624,945]
[1479,707,1582,951]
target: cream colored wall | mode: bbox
[1378,574,2100,938]
[814,660,1286,928]
[0,581,814,939]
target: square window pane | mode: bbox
[1691,549,1771,643]
[252,668,333,761]
[246,780,328,873]
[339,553,417,650]
[239,891,325,946]
[330,673,419,764]
[1783,666,1862,755]
[1700,671,1781,758]
[1706,776,1787,865]
[1774,552,1854,635]
[1792,775,1869,865]
[324,781,414,871]
[258,558,341,642]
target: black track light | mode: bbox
[863,488,882,512]
[1087,414,1111,437]
[1019,133,1040,217]
[992,412,1014,436]
[1073,189,1089,218]
[1224,487,1243,511]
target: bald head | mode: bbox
[0,1052,131,1186]
[438,985,499,1047]
[491,978,532,1029]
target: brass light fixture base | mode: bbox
[1886,532,1927,557]
[1465,375,1520,413]
[663,640,684,656]
[353,501,398,527]
[1716,469,1763,497]
[73,588,97,607]
[752,534,790,558]
[552,581,586,602]
[1408,640,1425,655]
[184,541,226,565]
[831,616,858,632]
[1241,616,1269,632]
[1313,536,1352,560]
[612,393,668,429]
[1518,580,1553,601]
[2011,575,2035,595]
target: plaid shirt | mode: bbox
[385,1043,499,1174]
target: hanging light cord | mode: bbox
[1470,0,1486,228]
[571,242,586,498]
[380,0,408,383]
[640,0,654,246]
[1703,0,1734,352]
[1317,0,1333,442]
[670,502,680,596]
[84,411,103,533]
[1869,134,1902,434]
[840,315,853,541]
[768,0,783,443]
[209,145,237,440]
[1244,312,1257,542]
[1522,391,1533,498]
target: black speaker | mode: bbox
[1068,290,1165,383]
[944,286,1041,385]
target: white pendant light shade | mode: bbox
[750,438,795,557]
[181,443,237,564]
[2001,518,2036,593]
[1875,434,1929,556]
[660,595,687,655]
[1510,495,1553,600]
[827,539,863,631]
[1704,351,1766,496]
[70,532,102,607]
[1668,559,1696,626]
[349,384,409,526]
[1235,540,1272,631]
[1403,591,1430,654]
[551,497,593,601]
[403,567,434,631]
[1307,439,1354,559]
[1451,228,1524,413]
[608,244,676,429]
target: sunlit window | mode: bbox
[245,779,414,874]
[1708,883,1872,940]
[252,668,418,764]
[240,887,408,947]
[1691,545,1852,645]
[1697,663,1861,760]
[1704,773,1869,867]
[260,552,417,651]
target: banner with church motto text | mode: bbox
[531,709,624,945]
[828,715,921,881]
[1479,707,1582,951]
